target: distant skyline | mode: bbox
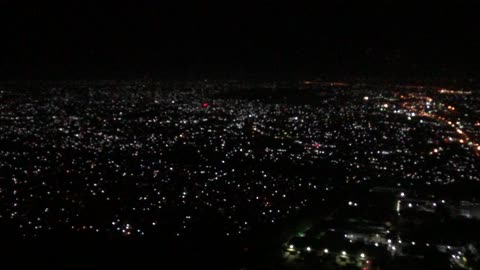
[1,1,479,79]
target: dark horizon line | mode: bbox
[1,75,478,89]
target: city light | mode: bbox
[1,80,478,269]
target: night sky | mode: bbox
[0,1,479,79]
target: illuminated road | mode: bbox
[399,92,480,157]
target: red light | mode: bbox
[202,102,209,108]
